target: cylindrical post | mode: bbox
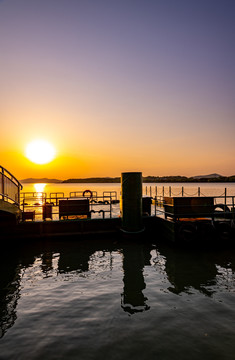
[150,186,152,197]
[162,186,164,197]
[121,172,143,233]
[198,187,200,196]
[155,186,157,197]
[169,186,171,197]
[182,186,184,196]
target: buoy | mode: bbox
[82,190,92,199]
[214,204,230,213]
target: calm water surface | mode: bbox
[0,236,234,360]
[21,182,235,198]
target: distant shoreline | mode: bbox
[21,175,235,184]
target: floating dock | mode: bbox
[0,166,235,246]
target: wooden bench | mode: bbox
[164,197,214,220]
[59,199,91,219]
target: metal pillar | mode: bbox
[121,172,144,233]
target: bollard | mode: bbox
[121,172,144,234]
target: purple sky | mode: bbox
[0,0,234,178]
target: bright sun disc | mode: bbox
[26,140,56,164]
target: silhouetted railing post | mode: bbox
[198,187,200,196]
[169,186,171,197]
[150,186,152,197]
[225,188,227,206]
[182,186,184,196]
[110,196,112,218]
[2,168,4,199]
[162,186,164,197]
[17,186,20,205]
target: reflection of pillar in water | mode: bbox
[121,243,150,314]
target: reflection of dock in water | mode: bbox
[163,249,217,296]
[155,244,235,297]
[1,238,235,339]
[0,253,21,338]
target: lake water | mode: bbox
[0,237,235,360]
[20,182,235,198]
[0,183,235,359]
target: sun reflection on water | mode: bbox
[33,183,47,206]
[34,183,46,193]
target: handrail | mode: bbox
[21,193,114,221]
[0,165,23,190]
[0,165,22,206]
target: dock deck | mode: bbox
[0,166,235,245]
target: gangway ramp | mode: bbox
[0,166,22,224]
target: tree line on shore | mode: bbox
[62,175,235,183]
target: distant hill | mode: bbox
[192,173,222,179]
[20,178,62,183]
[62,177,121,183]
[20,174,235,184]
[62,175,235,183]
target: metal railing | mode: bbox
[0,166,22,206]
[144,185,231,198]
[19,187,235,223]
[20,191,120,221]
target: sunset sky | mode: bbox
[1,0,234,180]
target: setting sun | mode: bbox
[25,140,56,165]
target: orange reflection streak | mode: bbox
[34,183,46,193]
[34,183,47,206]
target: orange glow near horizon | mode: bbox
[0,139,234,181]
